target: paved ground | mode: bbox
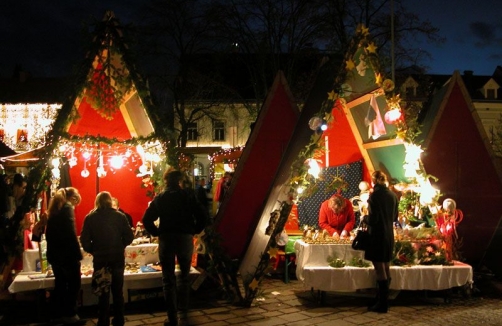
[1,272,501,326]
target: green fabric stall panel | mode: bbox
[366,144,407,183]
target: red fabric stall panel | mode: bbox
[215,78,299,259]
[67,97,131,140]
[67,153,151,234]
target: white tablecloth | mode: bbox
[23,244,160,272]
[294,240,368,281]
[295,240,473,292]
[8,266,200,307]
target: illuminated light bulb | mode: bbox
[151,153,161,163]
[51,157,60,168]
[59,144,67,152]
[110,156,123,169]
[51,167,60,179]
[297,187,304,194]
[419,180,439,205]
[404,143,423,163]
[384,108,402,124]
[306,158,321,179]
[138,164,148,175]
[82,151,91,160]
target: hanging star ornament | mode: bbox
[346,59,355,70]
[375,73,383,86]
[249,278,259,291]
[356,24,370,36]
[324,111,333,124]
[327,90,338,101]
[387,94,401,109]
[366,42,377,54]
[268,247,279,257]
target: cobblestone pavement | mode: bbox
[1,273,501,326]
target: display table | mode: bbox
[294,240,367,281]
[11,243,200,307]
[294,240,473,292]
[8,267,199,294]
[22,243,160,272]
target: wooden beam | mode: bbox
[362,138,404,150]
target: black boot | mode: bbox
[368,278,391,308]
[368,280,389,313]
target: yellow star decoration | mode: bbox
[366,42,377,54]
[327,90,338,101]
[324,112,333,123]
[396,130,406,141]
[375,73,383,86]
[249,278,259,291]
[346,59,355,70]
[388,94,401,108]
[356,24,370,36]
[268,247,279,257]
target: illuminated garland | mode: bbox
[208,146,244,179]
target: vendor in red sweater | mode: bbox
[319,194,355,238]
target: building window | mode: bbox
[486,88,495,99]
[213,120,225,141]
[187,123,198,141]
[406,86,416,98]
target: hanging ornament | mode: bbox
[68,156,77,168]
[382,79,395,92]
[81,167,90,178]
[308,116,323,131]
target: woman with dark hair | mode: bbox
[45,187,84,324]
[81,191,134,326]
[362,171,398,313]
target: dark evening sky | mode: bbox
[0,0,500,78]
[403,0,502,75]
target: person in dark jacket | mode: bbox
[45,187,83,324]
[142,170,207,326]
[362,171,399,313]
[80,191,134,326]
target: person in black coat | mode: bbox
[45,187,84,324]
[142,170,207,326]
[111,197,134,229]
[81,191,134,326]
[362,171,398,313]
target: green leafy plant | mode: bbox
[348,257,371,267]
[327,255,346,268]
